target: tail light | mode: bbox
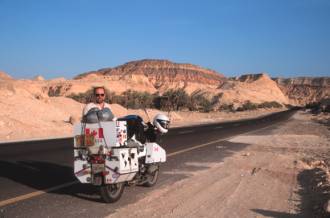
[90,155,105,164]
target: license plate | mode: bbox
[92,164,104,173]
[74,135,95,147]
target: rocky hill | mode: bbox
[217,73,289,108]
[74,59,225,94]
[274,77,330,105]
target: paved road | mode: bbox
[0,110,296,218]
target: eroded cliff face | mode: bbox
[217,73,289,107]
[274,77,330,105]
[75,59,225,94]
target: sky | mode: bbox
[0,0,329,79]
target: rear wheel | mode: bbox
[100,182,125,203]
[143,166,159,187]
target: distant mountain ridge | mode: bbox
[273,77,330,105]
[1,60,329,107]
[74,59,225,92]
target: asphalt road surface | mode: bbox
[0,110,296,218]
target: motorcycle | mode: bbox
[73,110,168,203]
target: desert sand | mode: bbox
[106,111,330,218]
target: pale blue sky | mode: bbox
[0,0,329,79]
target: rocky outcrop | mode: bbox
[75,59,225,93]
[274,77,330,105]
[217,73,289,108]
[234,73,269,83]
[0,71,13,80]
[33,75,45,81]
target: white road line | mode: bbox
[169,118,287,158]
[178,130,195,134]
[167,137,234,157]
[0,118,287,207]
[214,126,223,129]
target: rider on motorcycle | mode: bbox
[82,86,115,119]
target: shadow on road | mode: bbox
[0,161,74,189]
[0,160,104,202]
[0,140,250,205]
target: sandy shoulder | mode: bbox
[106,111,330,218]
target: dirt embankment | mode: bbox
[0,93,284,142]
[107,111,330,218]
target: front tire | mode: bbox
[100,182,125,203]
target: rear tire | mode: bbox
[100,182,125,203]
[143,166,159,187]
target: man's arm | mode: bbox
[82,103,92,118]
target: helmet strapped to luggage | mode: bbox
[153,114,170,134]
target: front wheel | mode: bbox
[143,165,159,187]
[100,182,125,203]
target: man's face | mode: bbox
[95,88,105,104]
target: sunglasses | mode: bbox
[95,93,105,97]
